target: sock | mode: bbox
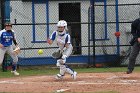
[12,63,17,71]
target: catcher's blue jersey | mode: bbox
[0,29,15,47]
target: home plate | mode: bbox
[56,88,70,92]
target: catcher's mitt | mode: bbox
[52,50,62,59]
[13,47,21,55]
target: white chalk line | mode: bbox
[71,82,137,85]
[56,88,70,92]
[120,80,138,83]
[106,75,130,80]
[0,80,24,84]
[0,75,139,85]
[0,80,140,85]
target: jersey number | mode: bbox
[5,39,11,42]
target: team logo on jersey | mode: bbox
[3,33,6,36]
[3,36,13,39]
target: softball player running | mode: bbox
[0,23,20,75]
[47,20,77,80]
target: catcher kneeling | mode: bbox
[47,20,77,80]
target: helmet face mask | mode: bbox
[57,27,66,35]
[58,26,65,32]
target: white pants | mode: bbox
[0,46,18,65]
[56,44,74,76]
[63,44,73,57]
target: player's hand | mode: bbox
[138,38,140,43]
[47,38,53,45]
[0,44,3,48]
[16,46,20,50]
[13,46,21,55]
[15,45,20,51]
[65,43,70,48]
[62,55,67,59]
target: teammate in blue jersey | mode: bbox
[47,20,77,80]
[0,23,20,75]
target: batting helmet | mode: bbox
[4,22,12,27]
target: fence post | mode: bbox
[88,5,92,67]
[91,0,95,67]
[115,0,120,55]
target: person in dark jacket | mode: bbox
[127,17,140,74]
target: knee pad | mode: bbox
[56,62,61,67]
[57,59,66,66]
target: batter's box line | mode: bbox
[0,80,24,84]
[78,82,140,85]
[106,75,130,80]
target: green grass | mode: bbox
[1,66,140,78]
[0,68,59,78]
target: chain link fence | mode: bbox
[1,0,140,67]
[82,0,140,67]
[87,0,140,67]
[8,0,92,66]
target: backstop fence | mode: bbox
[1,0,140,68]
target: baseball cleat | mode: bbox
[72,71,77,80]
[126,70,132,74]
[11,70,19,76]
[55,74,63,80]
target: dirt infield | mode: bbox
[0,72,140,93]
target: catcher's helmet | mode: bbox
[57,20,67,27]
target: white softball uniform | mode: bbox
[50,31,75,76]
[50,31,73,58]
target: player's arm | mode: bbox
[0,31,3,48]
[131,19,140,43]
[0,42,3,48]
[47,38,53,45]
[12,32,19,47]
[12,32,20,55]
[131,20,139,38]
[65,35,72,48]
[47,31,56,45]
[13,39,18,47]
